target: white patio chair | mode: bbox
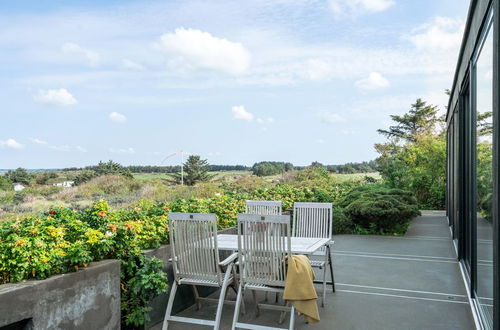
[292,202,335,307]
[162,212,240,330]
[232,214,295,330]
[245,200,282,215]
[245,200,282,302]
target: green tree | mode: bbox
[73,160,133,186]
[5,168,32,185]
[0,175,12,190]
[375,98,446,209]
[251,161,294,177]
[377,98,439,143]
[170,155,213,186]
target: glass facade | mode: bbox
[447,1,497,328]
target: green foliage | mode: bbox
[73,170,98,186]
[252,161,294,177]
[477,141,493,220]
[340,185,420,234]
[375,98,446,209]
[5,168,33,185]
[121,255,168,326]
[0,175,12,191]
[0,200,168,327]
[170,155,213,186]
[74,161,133,186]
[377,98,439,143]
[35,172,58,185]
[377,134,446,209]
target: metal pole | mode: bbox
[181,151,184,185]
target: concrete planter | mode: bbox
[0,260,121,330]
[143,227,237,329]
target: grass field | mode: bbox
[133,171,380,182]
[133,170,252,181]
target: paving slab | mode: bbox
[333,235,457,259]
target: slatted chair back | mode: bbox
[292,202,333,239]
[245,200,282,215]
[237,214,291,288]
[169,213,222,285]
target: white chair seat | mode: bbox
[309,260,326,268]
[179,277,233,287]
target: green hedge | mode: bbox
[339,185,420,234]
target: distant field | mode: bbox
[133,171,380,182]
[133,170,252,181]
[333,172,380,182]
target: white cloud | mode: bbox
[30,138,48,145]
[109,112,127,123]
[122,59,144,70]
[110,147,135,154]
[0,138,24,149]
[231,105,254,121]
[321,112,347,124]
[75,146,87,153]
[302,59,333,81]
[29,138,87,152]
[34,88,77,107]
[49,145,71,152]
[159,28,251,75]
[62,42,100,67]
[329,0,394,17]
[355,72,389,90]
[316,139,326,144]
[256,117,274,125]
[406,17,464,52]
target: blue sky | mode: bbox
[0,0,469,168]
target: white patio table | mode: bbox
[216,234,330,255]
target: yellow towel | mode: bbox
[283,255,320,323]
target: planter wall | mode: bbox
[143,227,237,329]
[0,259,120,330]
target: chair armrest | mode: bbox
[219,252,238,267]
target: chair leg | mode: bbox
[162,281,178,330]
[231,264,245,315]
[192,285,201,310]
[215,264,233,330]
[328,245,335,292]
[322,250,328,307]
[279,300,288,324]
[289,306,295,330]
[251,290,260,316]
[231,283,243,330]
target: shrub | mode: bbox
[340,185,420,234]
[332,206,354,234]
[0,201,168,327]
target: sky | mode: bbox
[0,0,470,168]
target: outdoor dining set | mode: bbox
[162,200,336,330]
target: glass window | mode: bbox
[474,21,493,329]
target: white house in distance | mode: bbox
[53,181,74,187]
[13,183,25,192]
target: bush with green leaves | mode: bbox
[74,161,133,186]
[0,200,168,327]
[339,185,420,234]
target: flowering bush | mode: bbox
[0,201,168,327]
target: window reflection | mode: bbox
[475,24,493,328]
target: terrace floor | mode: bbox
[156,211,476,330]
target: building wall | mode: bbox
[0,260,121,330]
[446,0,498,329]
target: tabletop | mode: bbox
[216,234,330,255]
